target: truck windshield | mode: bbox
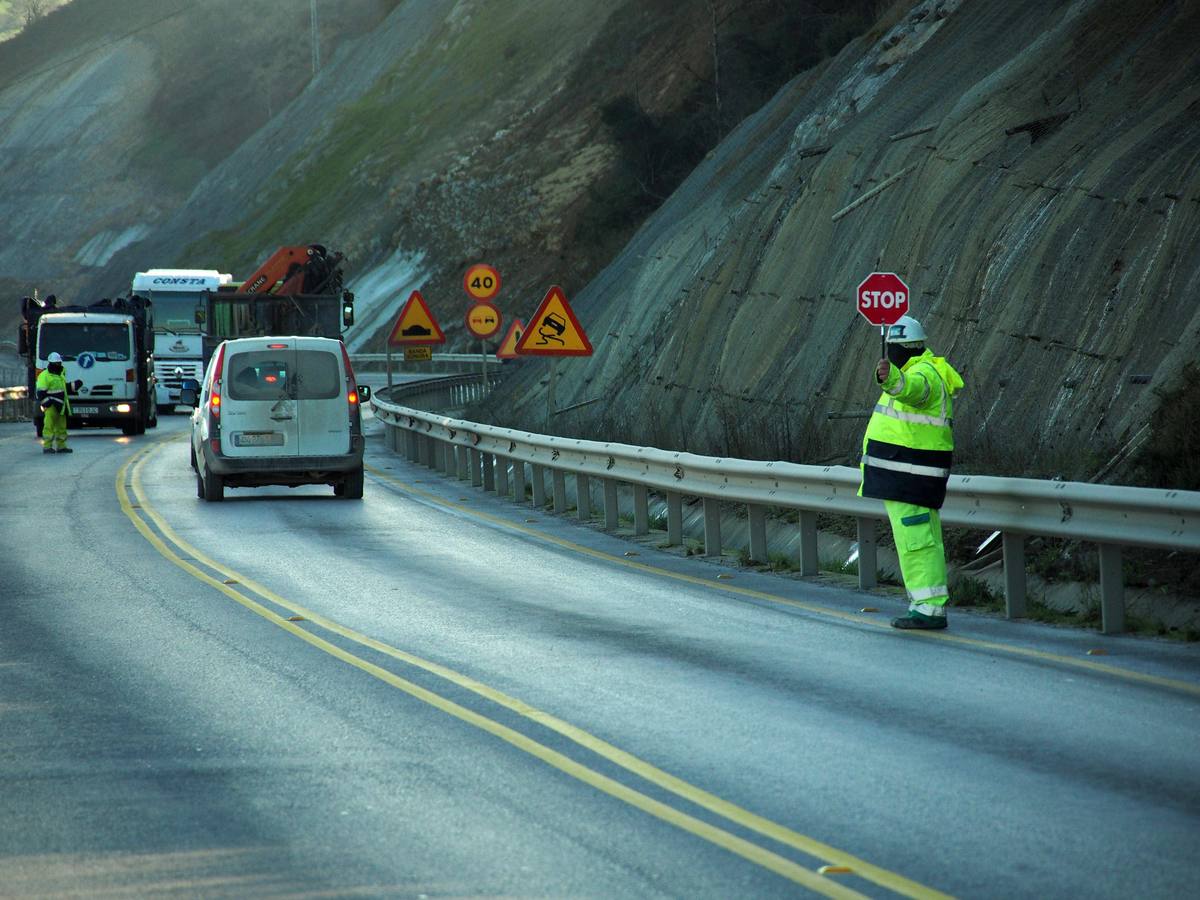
[151,293,203,332]
[39,323,130,361]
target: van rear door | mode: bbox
[220,342,300,457]
[292,341,350,456]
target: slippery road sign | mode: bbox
[515,286,592,356]
[388,291,445,345]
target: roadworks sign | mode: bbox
[388,290,445,346]
[495,318,525,359]
[515,286,592,356]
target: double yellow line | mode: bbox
[116,438,951,898]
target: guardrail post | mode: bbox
[748,503,767,564]
[856,517,877,589]
[604,479,619,530]
[666,491,683,546]
[456,446,469,481]
[495,456,510,496]
[552,469,568,514]
[634,485,649,535]
[704,498,722,557]
[531,464,547,507]
[469,449,483,487]
[512,460,527,504]
[482,452,495,491]
[1002,532,1027,618]
[1098,543,1125,634]
[798,510,818,575]
[439,441,454,475]
[406,430,419,462]
[576,473,591,521]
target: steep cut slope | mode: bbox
[481,0,1200,482]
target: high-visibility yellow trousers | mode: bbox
[885,499,949,618]
[43,407,69,449]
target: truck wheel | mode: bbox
[148,406,158,429]
[337,465,364,500]
[202,468,224,502]
[189,442,197,472]
[35,416,43,438]
[122,422,137,436]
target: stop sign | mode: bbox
[856,272,910,326]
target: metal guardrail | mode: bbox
[372,376,1200,635]
[0,384,32,422]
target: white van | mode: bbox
[184,336,370,501]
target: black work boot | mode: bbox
[891,611,948,630]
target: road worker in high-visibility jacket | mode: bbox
[860,316,964,629]
[35,351,75,454]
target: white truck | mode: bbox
[19,296,158,436]
[130,269,232,412]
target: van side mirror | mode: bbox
[194,306,206,325]
[180,378,200,407]
[342,291,355,327]
[357,384,371,402]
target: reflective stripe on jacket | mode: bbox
[35,369,71,416]
[860,350,963,509]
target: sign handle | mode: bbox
[880,325,887,362]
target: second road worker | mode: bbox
[859,316,964,630]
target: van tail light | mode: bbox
[125,368,136,382]
[209,343,226,420]
[339,341,361,412]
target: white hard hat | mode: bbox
[886,316,926,345]
[47,351,63,363]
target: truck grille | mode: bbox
[155,361,203,389]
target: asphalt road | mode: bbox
[1,411,1198,898]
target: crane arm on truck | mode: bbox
[240,244,344,296]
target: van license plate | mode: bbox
[73,406,99,415]
[234,432,284,447]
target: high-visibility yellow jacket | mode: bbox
[35,368,71,416]
[860,349,964,509]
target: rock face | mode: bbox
[482,0,1200,480]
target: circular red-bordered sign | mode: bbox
[464,301,502,340]
[463,264,501,301]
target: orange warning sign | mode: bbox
[387,291,445,346]
[515,286,593,356]
[495,318,525,359]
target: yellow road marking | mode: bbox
[117,444,890,898]
[128,440,949,898]
[364,464,1200,700]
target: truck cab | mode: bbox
[34,305,157,436]
[131,269,232,412]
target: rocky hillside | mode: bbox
[3,0,1197,486]
[480,0,1200,485]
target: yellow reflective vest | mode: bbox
[35,368,71,416]
[860,350,964,509]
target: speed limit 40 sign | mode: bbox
[463,264,501,301]
[856,272,909,326]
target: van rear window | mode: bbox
[226,350,340,401]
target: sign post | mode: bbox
[464,265,503,389]
[856,272,910,358]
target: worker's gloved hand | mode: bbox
[71,380,84,392]
[875,358,891,383]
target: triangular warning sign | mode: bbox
[495,318,525,359]
[515,286,592,356]
[387,290,445,346]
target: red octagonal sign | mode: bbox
[856,272,910,326]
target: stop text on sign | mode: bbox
[856,272,910,326]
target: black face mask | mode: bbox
[886,344,921,369]
[48,362,63,375]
